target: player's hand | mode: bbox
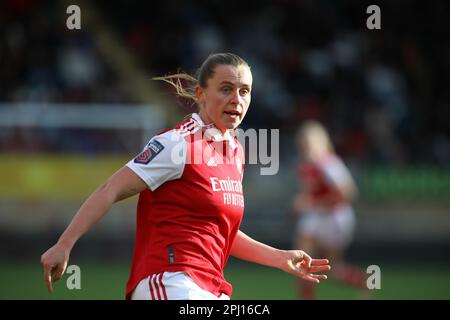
[40,243,70,293]
[280,250,330,283]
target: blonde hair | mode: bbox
[153,72,198,103]
[153,53,250,108]
[297,120,334,159]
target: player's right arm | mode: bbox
[41,130,186,293]
[40,166,147,293]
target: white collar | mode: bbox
[191,113,214,129]
[191,113,238,147]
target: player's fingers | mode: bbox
[51,264,65,281]
[311,259,329,266]
[312,274,328,281]
[308,265,331,273]
[301,273,328,283]
[300,252,312,269]
[51,270,61,281]
[44,266,54,293]
[301,274,321,283]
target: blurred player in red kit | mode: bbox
[41,53,330,300]
[292,120,368,299]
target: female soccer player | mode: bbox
[292,120,367,299]
[41,53,330,300]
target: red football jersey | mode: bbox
[297,153,352,204]
[125,113,245,299]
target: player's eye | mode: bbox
[221,86,232,94]
[240,88,250,96]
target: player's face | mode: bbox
[196,64,252,133]
[301,132,329,161]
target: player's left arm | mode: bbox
[318,158,359,206]
[230,230,330,283]
[331,171,358,202]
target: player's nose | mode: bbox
[229,89,242,105]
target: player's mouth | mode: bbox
[223,110,241,120]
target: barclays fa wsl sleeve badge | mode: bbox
[134,140,165,165]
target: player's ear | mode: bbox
[195,85,204,104]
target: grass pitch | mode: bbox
[0,260,449,300]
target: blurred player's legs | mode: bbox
[294,207,369,299]
[322,247,370,299]
[131,271,230,300]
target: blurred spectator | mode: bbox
[0,0,448,168]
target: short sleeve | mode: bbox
[320,156,353,188]
[126,130,187,191]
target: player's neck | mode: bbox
[196,112,230,137]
